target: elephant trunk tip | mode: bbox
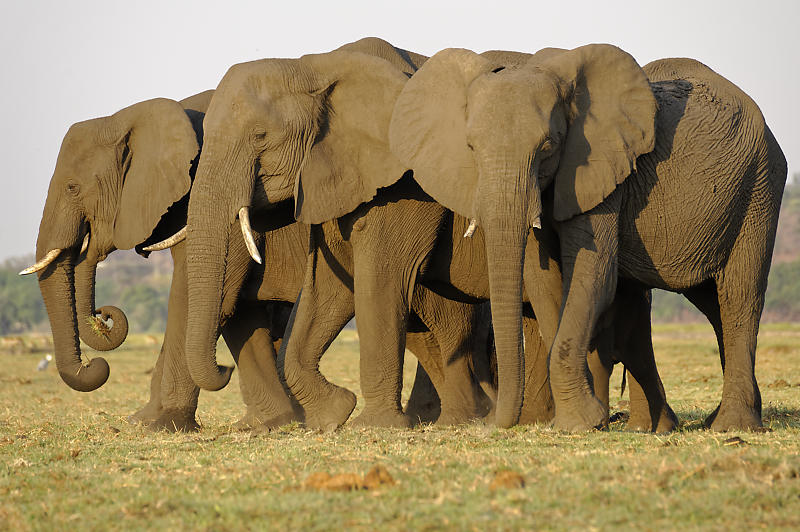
[192,364,235,391]
[59,357,110,392]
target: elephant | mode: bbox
[21,83,493,431]
[183,36,676,432]
[389,46,787,431]
[19,89,307,430]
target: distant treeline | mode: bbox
[3,181,799,335]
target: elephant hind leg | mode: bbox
[705,214,777,430]
[411,299,494,426]
[222,304,301,432]
[403,338,442,425]
[519,310,554,424]
[705,273,765,431]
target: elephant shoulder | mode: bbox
[335,37,426,75]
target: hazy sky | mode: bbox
[2,0,798,261]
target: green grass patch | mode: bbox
[1,325,799,530]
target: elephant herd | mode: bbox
[23,37,787,434]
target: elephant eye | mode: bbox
[66,183,80,196]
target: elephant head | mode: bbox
[389,45,657,425]
[185,42,416,392]
[22,94,208,391]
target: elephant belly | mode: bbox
[618,163,749,291]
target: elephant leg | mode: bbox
[280,225,357,432]
[403,335,442,424]
[613,285,678,433]
[549,207,619,432]
[586,346,612,417]
[705,237,767,431]
[408,289,492,426]
[349,257,414,428]
[519,308,554,424]
[684,280,725,369]
[222,304,301,432]
[148,243,200,432]
[128,343,166,425]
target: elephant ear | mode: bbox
[292,51,413,224]
[535,44,656,221]
[389,48,494,220]
[106,98,200,249]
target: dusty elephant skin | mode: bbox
[185,37,500,430]
[390,46,787,432]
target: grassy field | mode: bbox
[1,323,799,530]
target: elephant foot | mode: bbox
[552,396,608,432]
[405,399,440,425]
[435,403,487,426]
[705,402,762,432]
[303,386,357,432]
[147,408,200,433]
[518,403,556,426]
[233,408,300,432]
[351,407,412,429]
[628,405,679,433]
[127,402,162,426]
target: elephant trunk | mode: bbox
[74,256,128,351]
[38,252,110,392]
[480,174,530,428]
[184,157,240,391]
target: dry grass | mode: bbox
[1,324,799,530]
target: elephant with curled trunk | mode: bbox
[21,90,301,430]
[184,37,677,432]
[390,46,787,431]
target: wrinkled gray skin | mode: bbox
[184,37,675,431]
[390,47,787,431]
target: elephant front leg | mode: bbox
[128,345,166,425]
[349,267,413,429]
[280,234,357,431]
[222,304,301,432]
[148,314,200,432]
[146,247,200,432]
[549,209,620,432]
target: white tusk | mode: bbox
[463,218,478,238]
[531,216,541,230]
[238,207,262,265]
[19,249,62,275]
[80,232,90,254]
[142,226,187,252]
